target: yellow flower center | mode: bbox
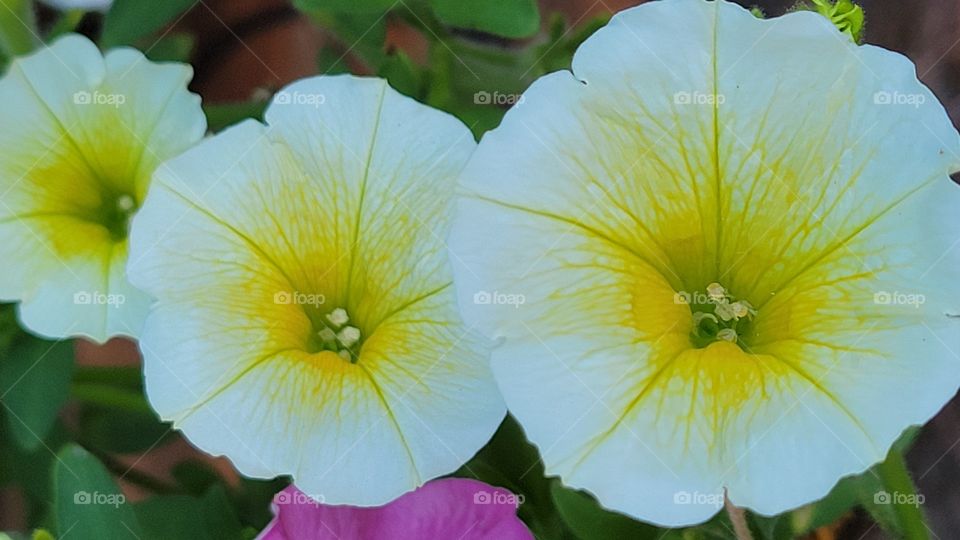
[97,191,138,242]
[307,307,363,363]
[679,282,757,349]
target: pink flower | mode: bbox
[257,479,534,540]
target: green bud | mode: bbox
[796,0,865,43]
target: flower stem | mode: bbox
[724,491,754,540]
[876,450,930,540]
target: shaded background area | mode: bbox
[3,1,959,538]
[182,0,960,123]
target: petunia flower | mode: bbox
[257,479,533,540]
[450,0,960,527]
[0,34,204,342]
[127,75,505,506]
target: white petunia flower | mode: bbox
[451,0,960,526]
[127,75,506,506]
[0,34,204,342]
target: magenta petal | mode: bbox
[257,479,534,540]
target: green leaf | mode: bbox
[864,449,929,540]
[456,458,521,495]
[314,10,388,71]
[551,482,669,540]
[201,486,244,540]
[71,381,153,415]
[171,460,223,496]
[422,44,505,138]
[893,426,923,454]
[101,0,196,48]
[45,10,85,41]
[136,495,206,539]
[429,0,540,39]
[531,14,607,76]
[53,444,143,540]
[135,487,242,540]
[0,334,74,450]
[293,0,395,15]
[423,43,456,110]
[233,478,289,531]
[0,305,19,350]
[549,476,742,540]
[379,50,423,99]
[455,416,567,538]
[791,474,860,534]
[0,419,69,501]
[78,405,172,454]
[749,514,794,540]
[143,33,195,63]
[792,428,926,536]
[316,46,351,75]
[71,362,172,455]
[73,365,143,388]
[203,101,268,133]
[851,469,899,535]
[0,0,39,57]
[294,0,390,70]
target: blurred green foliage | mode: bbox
[99,0,196,47]
[429,0,541,38]
[0,333,74,451]
[0,0,39,57]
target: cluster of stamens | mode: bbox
[684,282,756,347]
[316,308,362,362]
